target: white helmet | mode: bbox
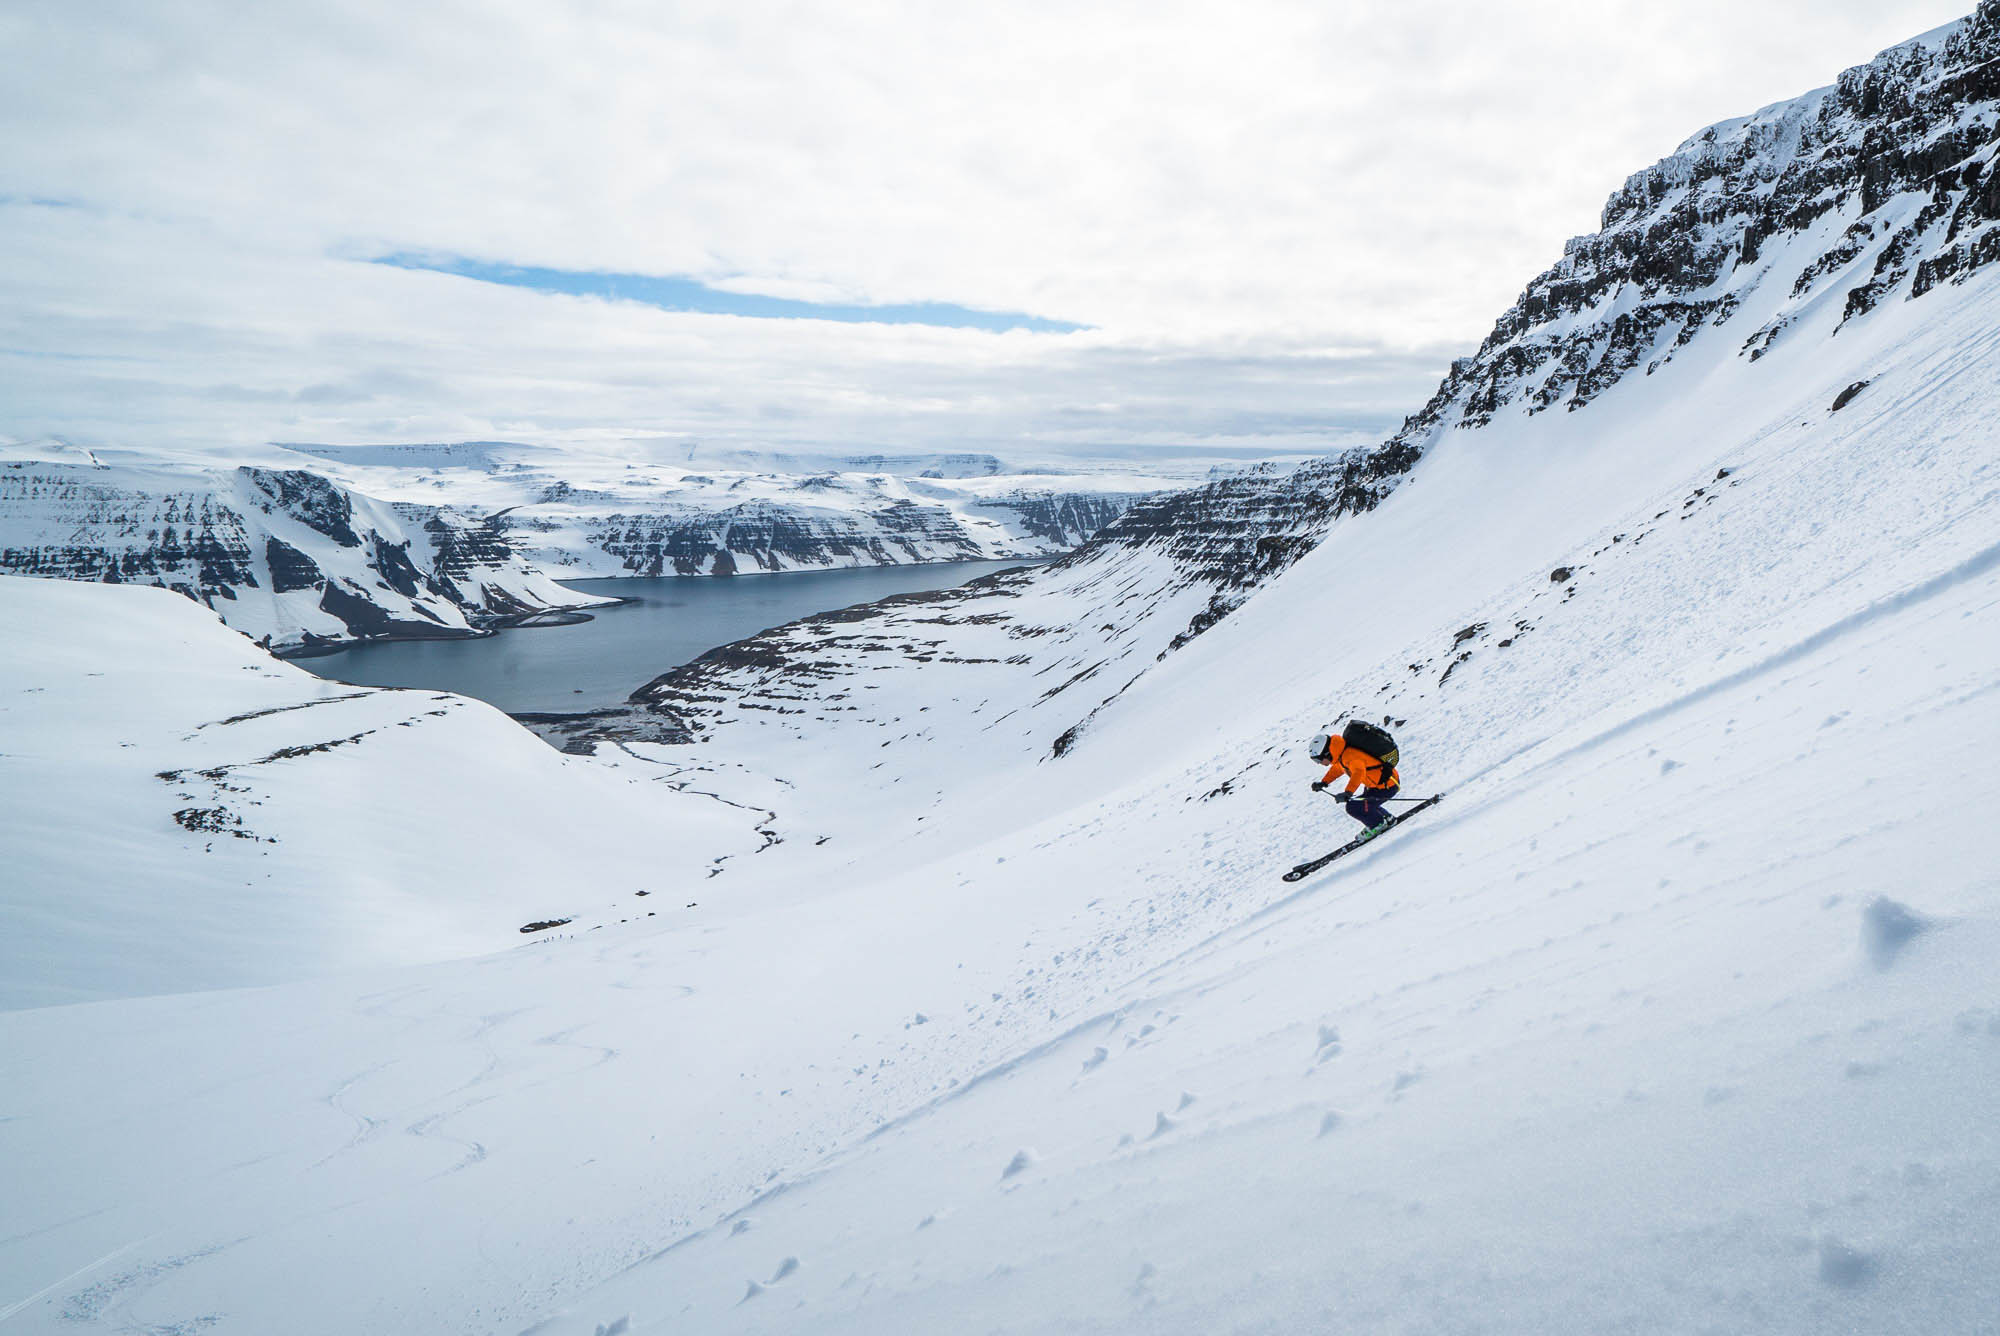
[1308,732,1333,760]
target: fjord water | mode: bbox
[302,559,1033,714]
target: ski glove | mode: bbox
[1310,780,1327,792]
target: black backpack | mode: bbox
[1342,720,1399,776]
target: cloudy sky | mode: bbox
[0,0,1971,459]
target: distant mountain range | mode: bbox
[0,439,1291,649]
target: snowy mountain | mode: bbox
[282,439,1169,578]
[1430,6,2000,420]
[0,456,607,650]
[3,9,2000,1336]
[560,2,2000,761]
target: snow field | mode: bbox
[1,255,1996,1333]
[0,578,767,1008]
[477,224,2000,1327]
[4,83,2000,1334]
[522,451,2000,1334]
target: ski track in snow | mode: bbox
[1158,523,2000,994]
[492,253,2000,1333]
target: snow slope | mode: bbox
[0,577,772,1009]
[3,10,1999,1335]
[2,271,1995,1326]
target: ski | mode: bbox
[1281,795,1444,882]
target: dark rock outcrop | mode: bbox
[0,469,259,603]
[246,468,363,548]
[1452,5,2000,419]
[265,537,323,594]
[972,493,1133,548]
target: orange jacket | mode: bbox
[1321,741,1399,795]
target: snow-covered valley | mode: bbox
[4,7,2000,1335]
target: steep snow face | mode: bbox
[555,233,2000,880]
[0,577,770,1008]
[283,440,1166,578]
[0,460,603,650]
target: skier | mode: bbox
[1308,721,1401,833]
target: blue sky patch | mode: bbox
[372,254,1084,334]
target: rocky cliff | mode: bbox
[0,461,602,649]
[498,481,1152,578]
[1445,3,2000,420]
[523,485,1140,578]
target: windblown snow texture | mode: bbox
[0,577,769,1008]
[3,9,2000,1336]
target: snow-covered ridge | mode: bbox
[0,430,1199,650]
[281,440,1168,578]
[1435,0,2000,425]
[1049,0,2000,603]
[0,459,602,650]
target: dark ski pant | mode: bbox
[1344,784,1399,830]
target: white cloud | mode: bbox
[0,0,1972,453]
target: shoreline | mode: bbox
[281,554,1046,681]
[273,601,620,661]
[548,553,1058,585]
